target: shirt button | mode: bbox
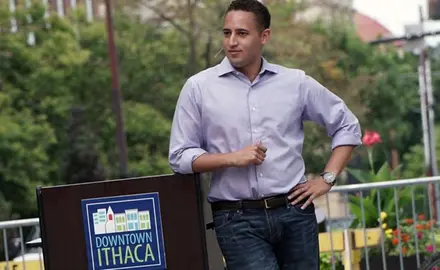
[252,107,256,111]
[253,129,257,133]
[259,173,263,177]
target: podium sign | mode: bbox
[81,193,166,269]
[37,174,209,270]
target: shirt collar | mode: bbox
[217,56,278,77]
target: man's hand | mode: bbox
[229,142,267,167]
[191,141,267,173]
[287,177,332,209]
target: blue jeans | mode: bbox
[213,202,319,270]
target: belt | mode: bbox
[206,194,309,230]
[210,193,295,212]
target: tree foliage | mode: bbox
[0,3,179,219]
[0,0,437,222]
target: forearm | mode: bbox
[324,145,356,175]
[192,153,234,173]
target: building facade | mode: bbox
[8,0,104,20]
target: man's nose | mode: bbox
[229,34,238,46]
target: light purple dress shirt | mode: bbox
[169,57,362,202]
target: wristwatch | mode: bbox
[320,172,337,186]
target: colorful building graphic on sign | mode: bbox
[81,193,166,270]
[92,207,152,234]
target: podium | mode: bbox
[36,173,218,270]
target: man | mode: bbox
[168,0,362,269]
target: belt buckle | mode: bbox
[263,197,275,209]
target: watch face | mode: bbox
[323,173,336,183]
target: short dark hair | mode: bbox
[226,0,271,30]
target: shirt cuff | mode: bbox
[181,148,208,174]
[331,131,362,150]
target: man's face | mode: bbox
[222,11,270,69]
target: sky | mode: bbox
[353,0,440,46]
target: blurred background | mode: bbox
[2,0,440,268]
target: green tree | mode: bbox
[0,3,178,220]
[0,92,56,218]
[401,125,440,179]
[1,0,436,224]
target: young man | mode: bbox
[168,0,361,269]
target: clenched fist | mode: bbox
[229,142,268,167]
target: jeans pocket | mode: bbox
[213,210,240,230]
[289,202,315,216]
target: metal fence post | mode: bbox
[343,229,356,270]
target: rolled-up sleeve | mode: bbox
[301,75,362,150]
[168,78,207,174]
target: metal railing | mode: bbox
[0,218,43,270]
[1,176,440,270]
[318,175,440,270]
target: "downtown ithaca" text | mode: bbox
[94,231,158,267]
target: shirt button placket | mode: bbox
[248,86,263,198]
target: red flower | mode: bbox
[402,246,408,255]
[427,244,434,253]
[362,130,382,146]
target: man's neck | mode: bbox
[236,57,262,82]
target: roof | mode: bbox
[353,11,404,47]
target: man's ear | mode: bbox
[261,28,271,45]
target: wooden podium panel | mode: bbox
[36,173,209,270]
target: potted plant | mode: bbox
[360,212,439,269]
[346,131,415,229]
[319,252,344,270]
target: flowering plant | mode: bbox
[347,130,413,229]
[380,211,438,256]
[347,130,399,183]
[362,130,382,172]
[319,253,344,270]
